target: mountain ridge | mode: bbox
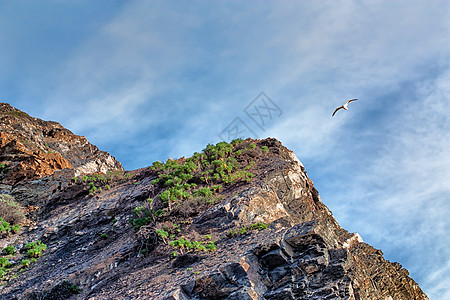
[0,104,428,299]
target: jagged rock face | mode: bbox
[172,221,422,300]
[0,103,123,186]
[0,106,428,299]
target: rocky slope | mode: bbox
[0,104,428,299]
[0,103,123,206]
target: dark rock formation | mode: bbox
[0,104,428,299]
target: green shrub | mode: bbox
[140,140,255,219]
[100,233,109,239]
[151,161,164,170]
[3,245,15,255]
[130,206,164,230]
[169,237,197,254]
[247,222,269,231]
[88,182,98,195]
[0,257,11,268]
[27,249,40,258]
[261,146,269,152]
[211,185,222,192]
[0,267,5,277]
[10,224,20,234]
[156,229,169,244]
[0,218,20,235]
[203,142,233,162]
[169,236,216,255]
[156,229,169,239]
[206,241,216,251]
[193,187,213,198]
[227,223,269,237]
[26,240,47,258]
[0,218,10,233]
[21,259,30,268]
[231,138,244,145]
[70,283,80,293]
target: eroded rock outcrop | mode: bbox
[0,103,123,186]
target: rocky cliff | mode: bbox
[0,103,123,206]
[0,104,428,299]
[0,103,123,182]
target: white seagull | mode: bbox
[332,99,358,117]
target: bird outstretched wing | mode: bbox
[332,106,343,117]
[346,98,358,105]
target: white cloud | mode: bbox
[426,260,450,299]
[309,70,450,299]
[40,2,204,142]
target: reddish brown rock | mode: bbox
[0,132,73,184]
[0,103,123,187]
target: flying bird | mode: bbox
[332,99,358,117]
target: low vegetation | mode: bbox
[0,218,21,236]
[0,239,46,284]
[0,194,40,284]
[72,170,133,196]
[3,246,15,255]
[169,236,216,255]
[131,139,258,227]
[130,200,164,230]
[0,257,11,268]
[0,194,26,226]
[21,259,31,268]
[227,222,269,237]
[128,139,270,257]
[25,240,47,258]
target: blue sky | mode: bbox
[1,1,449,298]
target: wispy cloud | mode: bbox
[1,1,449,298]
[309,70,450,298]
